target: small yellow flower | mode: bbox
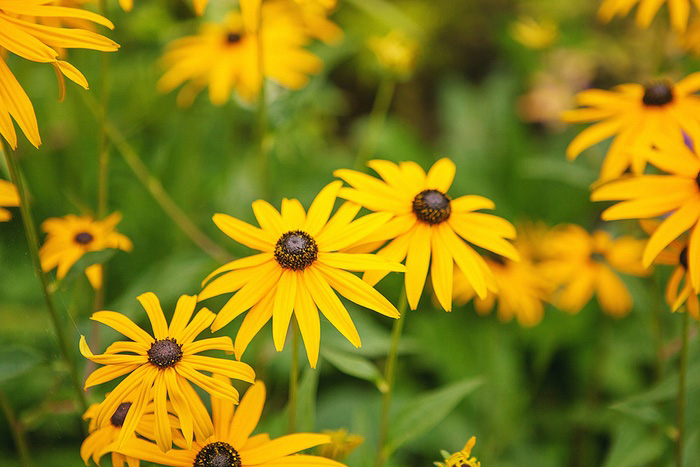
[114,380,345,467]
[599,0,696,32]
[0,179,19,222]
[317,428,364,461]
[561,74,700,181]
[435,436,481,467]
[80,293,256,452]
[368,31,419,78]
[510,16,558,49]
[39,213,132,289]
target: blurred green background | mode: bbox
[1,0,700,465]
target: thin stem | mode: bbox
[81,93,233,264]
[375,287,408,467]
[355,76,396,170]
[0,389,32,467]
[96,0,110,219]
[288,318,300,433]
[675,310,690,467]
[1,140,88,414]
[255,11,269,196]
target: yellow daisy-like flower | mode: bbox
[599,0,697,32]
[435,437,481,467]
[317,428,364,461]
[561,74,700,181]
[368,31,419,78]
[509,16,559,49]
[39,213,132,289]
[334,158,519,312]
[0,0,118,148]
[200,181,404,368]
[540,225,649,317]
[115,380,344,467]
[0,179,19,221]
[80,293,256,451]
[158,0,324,106]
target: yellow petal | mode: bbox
[405,223,432,309]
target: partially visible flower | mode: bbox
[39,213,132,289]
[80,293,256,451]
[368,31,419,78]
[510,16,558,49]
[114,380,345,467]
[435,436,481,467]
[540,225,649,317]
[561,74,700,181]
[0,1,118,148]
[0,179,19,222]
[317,428,364,461]
[335,158,519,312]
[599,0,696,32]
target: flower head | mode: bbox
[200,181,404,368]
[435,437,481,467]
[368,31,419,78]
[335,158,519,312]
[561,74,700,181]
[114,380,345,467]
[599,0,697,32]
[510,16,558,49]
[0,179,18,221]
[80,293,256,452]
[39,213,132,289]
[317,428,364,461]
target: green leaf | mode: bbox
[322,347,387,392]
[0,346,43,384]
[385,377,484,456]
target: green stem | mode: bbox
[96,0,110,219]
[255,14,269,196]
[375,287,408,467]
[288,318,300,433]
[1,140,88,414]
[675,311,690,467]
[355,76,396,169]
[0,390,31,467]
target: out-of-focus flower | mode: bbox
[292,0,342,43]
[0,1,118,148]
[368,31,419,78]
[39,213,132,289]
[0,179,19,222]
[540,225,649,317]
[599,0,696,32]
[336,158,519,312]
[435,436,481,467]
[158,0,332,106]
[317,428,364,461]
[510,16,558,49]
[562,74,700,181]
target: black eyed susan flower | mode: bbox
[39,213,132,289]
[200,181,404,368]
[599,0,696,32]
[0,179,18,221]
[80,293,256,452]
[317,428,364,461]
[0,0,118,148]
[368,31,419,78]
[435,437,481,467]
[562,74,700,181]
[540,225,649,317]
[114,380,345,467]
[334,158,519,312]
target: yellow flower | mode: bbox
[335,158,519,312]
[114,380,345,467]
[599,0,696,32]
[158,0,324,106]
[540,225,649,317]
[510,16,558,49]
[435,436,481,467]
[317,428,364,461]
[0,0,118,148]
[199,181,404,368]
[561,74,700,181]
[0,179,18,221]
[39,212,132,289]
[368,31,419,78]
[80,293,256,451]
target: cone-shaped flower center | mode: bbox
[642,81,674,106]
[274,230,318,270]
[147,338,183,368]
[680,247,689,270]
[225,32,242,44]
[74,232,94,245]
[110,402,132,427]
[412,189,451,224]
[194,441,242,467]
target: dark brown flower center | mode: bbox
[680,247,688,270]
[194,442,242,467]
[274,230,318,270]
[412,189,451,224]
[74,232,94,245]
[225,32,242,44]
[147,338,182,369]
[643,81,674,106]
[110,402,132,427]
